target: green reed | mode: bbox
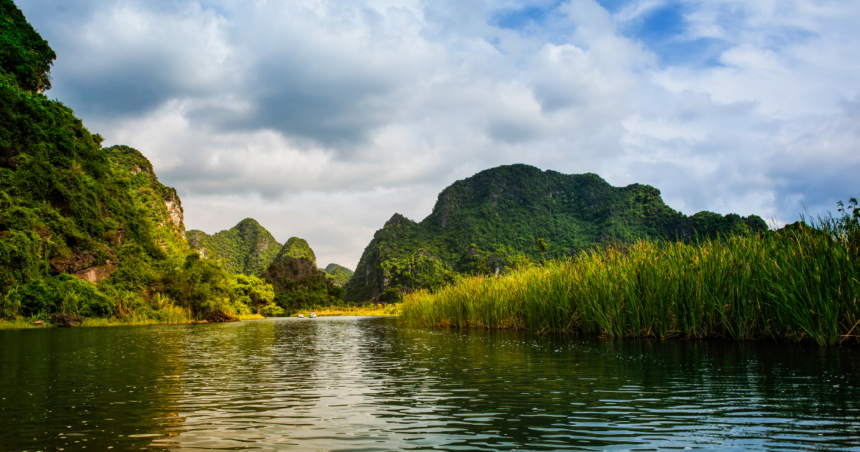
[401,223,860,346]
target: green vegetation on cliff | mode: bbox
[274,237,316,264]
[345,164,766,302]
[0,0,54,92]
[187,218,281,275]
[0,0,276,324]
[323,263,354,286]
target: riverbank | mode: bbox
[0,312,267,329]
[292,304,400,317]
[401,221,860,346]
[0,317,194,329]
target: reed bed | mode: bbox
[401,225,860,346]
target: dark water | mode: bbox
[1,317,859,451]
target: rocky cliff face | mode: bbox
[262,238,344,311]
[344,164,767,302]
[105,145,189,257]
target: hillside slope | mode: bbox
[0,0,281,321]
[187,218,281,275]
[0,1,189,300]
[344,164,766,302]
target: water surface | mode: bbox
[1,317,859,451]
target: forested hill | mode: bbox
[187,219,281,276]
[0,0,281,320]
[344,164,767,302]
[324,263,354,286]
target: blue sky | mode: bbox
[17,0,860,267]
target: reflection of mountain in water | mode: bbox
[3,319,860,451]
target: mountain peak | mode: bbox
[187,218,281,275]
[274,237,316,266]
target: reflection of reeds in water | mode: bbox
[402,221,860,346]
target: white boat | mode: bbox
[298,314,304,318]
[309,313,317,318]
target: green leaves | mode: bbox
[0,0,56,92]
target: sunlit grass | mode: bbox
[1,305,197,329]
[402,222,860,346]
[236,313,266,320]
[292,304,401,317]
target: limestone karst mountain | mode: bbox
[323,263,354,286]
[262,237,343,311]
[344,164,766,302]
[187,219,281,276]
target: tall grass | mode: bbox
[401,221,860,346]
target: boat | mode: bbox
[309,313,317,318]
[298,314,304,318]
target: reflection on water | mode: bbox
[1,317,859,451]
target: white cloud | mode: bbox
[18,0,860,266]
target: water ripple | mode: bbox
[2,317,860,451]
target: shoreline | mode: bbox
[0,309,397,330]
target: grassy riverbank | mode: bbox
[401,214,860,346]
[0,317,195,329]
[293,304,401,317]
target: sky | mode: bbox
[18,0,860,269]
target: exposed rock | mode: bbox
[206,309,237,323]
[263,257,320,286]
[48,313,83,327]
[164,197,184,231]
[50,251,95,274]
[50,249,117,283]
[33,320,44,325]
[74,265,117,284]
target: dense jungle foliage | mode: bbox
[0,0,279,324]
[345,164,766,302]
[187,218,282,275]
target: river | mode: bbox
[1,317,859,451]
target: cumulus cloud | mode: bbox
[19,0,860,267]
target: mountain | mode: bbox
[187,219,281,275]
[323,263,354,286]
[262,238,343,312]
[273,237,316,264]
[0,0,281,321]
[0,0,190,296]
[344,164,767,302]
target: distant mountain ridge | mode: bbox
[187,219,281,275]
[323,263,354,286]
[344,164,766,302]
